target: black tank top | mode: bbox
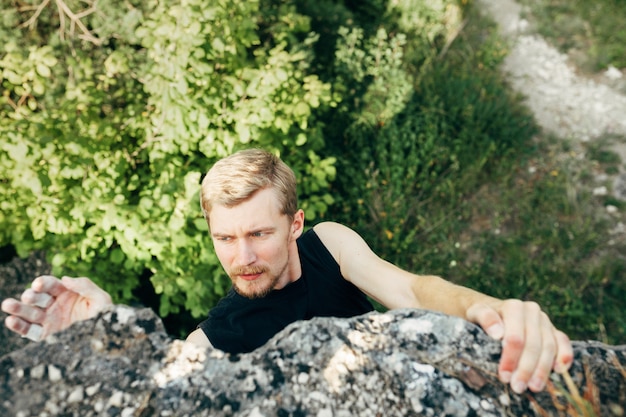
[198,228,374,353]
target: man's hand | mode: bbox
[1,275,113,341]
[466,300,573,394]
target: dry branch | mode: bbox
[19,0,102,45]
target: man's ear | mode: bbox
[291,209,305,238]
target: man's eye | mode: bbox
[252,232,265,237]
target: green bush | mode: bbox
[0,0,336,322]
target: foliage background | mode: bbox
[1,0,625,343]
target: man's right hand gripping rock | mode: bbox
[1,275,112,341]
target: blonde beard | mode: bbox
[231,260,289,299]
[233,274,280,299]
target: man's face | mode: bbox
[209,187,303,299]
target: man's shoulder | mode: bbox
[311,221,362,252]
[301,222,350,251]
[299,222,352,270]
[311,221,354,240]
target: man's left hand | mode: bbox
[466,300,573,393]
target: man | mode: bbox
[2,148,573,395]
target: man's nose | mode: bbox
[235,240,256,265]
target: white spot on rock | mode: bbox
[115,306,136,325]
[398,318,433,334]
[108,391,124,408]
[48,365,62,382]
[67,386,84,403]
[30,364,45,379]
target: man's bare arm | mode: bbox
[185,328,214,348]
[313,221,573,394]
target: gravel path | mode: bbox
[477,0,626,201]
[477,0,626,142]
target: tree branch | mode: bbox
[19,0,102,45]
[19,0,51,30]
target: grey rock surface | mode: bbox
[1,305,625,417]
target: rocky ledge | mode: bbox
[0,306,624,417]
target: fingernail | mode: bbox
[529,377,546,392]
[487,323,504,339]
[511,379,527,394]
[499,371,512,384]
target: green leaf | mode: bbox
[110,248,125,264]
[36,63,51,77]
[51,253,66,267]
[295,133,307,146]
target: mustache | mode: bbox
[230,265,268,276]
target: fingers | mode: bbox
[28,275,111,305]
[468,299,573,394]
[510,307,553,393]
[497,300,526,386]
[4,315,29,336]
[21,288,53,309]
[554,330,574,373]
[1,298,46,324]
[1,297,17,315]
[466,303,504,339]
[31,275,67,298]
[61,276,112,305]
[2,275,113,343]
[525,314,558,392]
[497,300,573,394]
[1,275,64,341]
[467,300,524,384]
[499,300,545,393]
[4,313,44,341]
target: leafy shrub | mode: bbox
[0,0,336,321]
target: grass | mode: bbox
[530,368,601,417]
[403,134,626,344]
[518,0,626,72]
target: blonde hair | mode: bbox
[200,149,298,221]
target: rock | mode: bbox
[1,306,625,416]
[605,66,623,81]
[594,186,608,196]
